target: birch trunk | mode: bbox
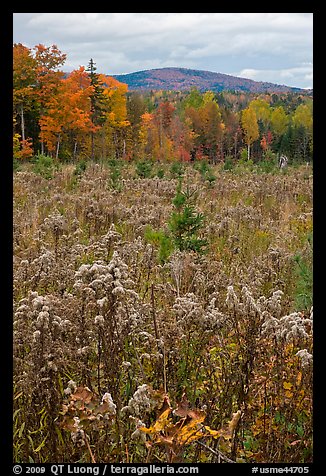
[56,134,61,160]
[73,141,77,161]
[20,104,25,142]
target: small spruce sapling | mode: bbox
[136,160,153,178]
[168,179,208,254]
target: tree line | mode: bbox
[13,43,313,165]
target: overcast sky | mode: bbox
[13,13,313,89]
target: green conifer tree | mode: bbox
[169,180,208,253]
[86,58,107,160]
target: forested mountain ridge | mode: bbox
[112,67,310,94]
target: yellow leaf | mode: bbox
[228,410,241,433]
[244,451,254,457]
[178,430,203,445]
[296,372,302,386]
[139,408,172,435]
[209,410,242,441]
[177,416,205,444]
[140,427,155,435]
[204,425,221,438]
[283,382,293,390]
[153,408,172,431]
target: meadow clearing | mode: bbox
[13,159,313,463]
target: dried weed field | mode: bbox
[13,161,313,463]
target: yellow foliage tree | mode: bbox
[241,107,259,161]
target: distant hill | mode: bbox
[112,67,309,94]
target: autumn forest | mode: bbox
[13,43,313,465]
[13,44,313,166]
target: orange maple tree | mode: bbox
[40,67,95,157]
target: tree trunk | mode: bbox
[55,134,60,160]
[40,132,44,155]
[302,134,308,161]
[247,143,250,161]
[101,129,106,160]
[20,104,25,142]
[73,141,77,161]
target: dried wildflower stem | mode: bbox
[125,443,129,463]
[84,434,96,464]
[146,445,153,463]
[163,345,167,394]
[97,328,102,394]
[151,283,167,392]
[130,332,146,382]
[151,283,160,347]
[142,247,154,301]
[195,440,236,463]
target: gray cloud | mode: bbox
[13,13,313,88]
[234,63,313,90]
